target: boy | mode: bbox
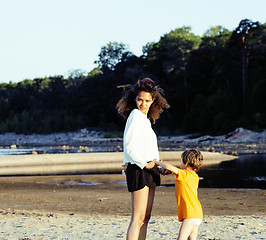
[156,149,203,240]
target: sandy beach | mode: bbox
[0,212,265,240]
[0,174,265,239]
[0,128,265,239]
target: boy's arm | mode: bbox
[155,160,179,175]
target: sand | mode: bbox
[0,130,265,239]
[0,174,265,239]
[0,213,265,240]
[0,150,264,239]
[0,151,238,175]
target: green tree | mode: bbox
[143,26,202,129]
[201,26,231,48]
[88,67,101,78]
[95,42,133,73]
[230,19,260,109]
[143,26,201,77]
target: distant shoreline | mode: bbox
[0,127,265,155]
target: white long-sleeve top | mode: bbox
[123,109,160,169]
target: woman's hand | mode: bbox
[145,159,156,169]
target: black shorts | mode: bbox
[125,163,161,192]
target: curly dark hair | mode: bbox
[116,78,170,123]
[181,149,203,171]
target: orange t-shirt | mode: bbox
[175,169,203,221]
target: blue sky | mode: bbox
[0,0,265,83]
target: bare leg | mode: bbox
[126,186,154,240]
[177,219,198,240]
[139,187,155,240]
[188,225,199,240]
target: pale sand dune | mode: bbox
[0,212,264,240]
[0,151,238,175]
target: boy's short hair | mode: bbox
[181,149,203,171]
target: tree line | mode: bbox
[0,19,265,136]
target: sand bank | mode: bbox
[0,151,238,175]
[0,174,265,216]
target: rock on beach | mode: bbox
[0,128,265,150]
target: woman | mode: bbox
[116,78,170,240]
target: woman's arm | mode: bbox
[124,110,159,169]
[155,160,179,175]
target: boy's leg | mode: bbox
[177,219,198,240]
[188,225,199,240]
